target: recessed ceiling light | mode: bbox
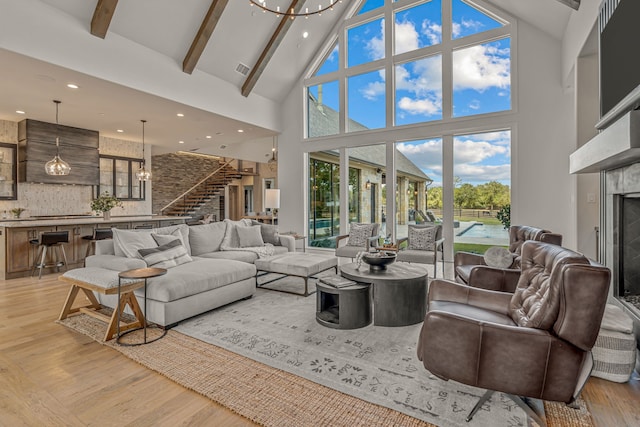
[177,113,184,117]
[216,132,223,135]
[179,140,185,144]
[117,129,124,133]
[16,110,25,114]
[237,129,244,133]
[67,83,79,89]
[206,135,212,139]
[220,145,227,149]
[303,31,309,38]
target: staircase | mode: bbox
[161,161,243,217]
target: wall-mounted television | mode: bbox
[598,0,640,129]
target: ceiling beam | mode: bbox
[242,0,303,97]
[91,0,119,39]
[183,0,229,75]
[555,0,580,10]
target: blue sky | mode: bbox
[311,0,511,187]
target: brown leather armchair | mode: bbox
[417,241,611,426]
[454,225,563,292]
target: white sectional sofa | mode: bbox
[84,220,295,327]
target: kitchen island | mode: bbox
[0,215,188,279]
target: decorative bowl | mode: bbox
[362,251,397,271]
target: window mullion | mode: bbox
[441,0,453,120]
[339,27,347,135]
[385,0,394,128]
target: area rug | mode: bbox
[58,288,594,427]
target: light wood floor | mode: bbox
[1,273,639,426]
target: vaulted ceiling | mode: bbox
[0,0,580,161]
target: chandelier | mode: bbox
[136,119,151,181]
[45,100,71,176]
[249,0,342,18]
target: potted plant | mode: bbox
[91,192,123,220]
[10,207,26,218]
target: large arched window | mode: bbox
[305,0,514,257]
[306,0,513,137]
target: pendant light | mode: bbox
[45,100,71,176]
[268,136,277,172]
[136,119,151,181]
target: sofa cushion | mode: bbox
[153,224,191,255]
[198,251,258,263]
[237,225,264,248]
[189,222,227,255]
[138,239,193,269]
[112,228,157,259]
[142,258,256,303]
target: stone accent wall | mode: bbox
[151,152,221,215]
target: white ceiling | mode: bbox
[0,0,576,160]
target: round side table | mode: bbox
[117,267,167,345]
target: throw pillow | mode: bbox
[347,223,376,247]
[152,232,181,247]
[408,226,437,251]
[153,224,191,255]
[483,246,513,268]
[237,225,265,248]
[221,219,253,249]
[138,239,192,269]
[251,220,280,245]
[112,228,157,259]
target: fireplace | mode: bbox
[570,110,640,346]
[618,195,640,310]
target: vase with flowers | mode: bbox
[91,192,123,221]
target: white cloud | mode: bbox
[453,138,510,164]
[398,96,441,115]
[395,20,420,55]
[453,43,510,91]
[452,22,461,38]
[453,164,511,183]
[421,20,442,46]
[361,81,386,100]
[468,99,480,110]
[366,19,386,60]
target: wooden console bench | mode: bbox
[58,267,146,341]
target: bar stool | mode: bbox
[82,228,113,258]
[30,231,69,279]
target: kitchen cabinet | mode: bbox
[0,142,17,200]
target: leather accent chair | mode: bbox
[417,241,611,426]
[454,225,563,293]
[396,223,445,278]
[335,223,380,260]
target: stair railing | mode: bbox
[160,159,237,215]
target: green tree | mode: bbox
[427,186,442,209]
[477,181,510,210]
[455,183,479,209]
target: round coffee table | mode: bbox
[340,262,428,327]
[117,267,167,345]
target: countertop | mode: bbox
[0,215,189,228]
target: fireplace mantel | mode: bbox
[570,110,640,174]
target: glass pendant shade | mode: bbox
[137,119,151,181]
[45,100,71,176]
[136,166,151,181]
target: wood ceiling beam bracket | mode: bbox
[183,0,229,75]
[242,0,303,97]
[91,0,119,39]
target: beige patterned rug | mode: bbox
[58,294,594,427]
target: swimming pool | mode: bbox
[457,223,508,239]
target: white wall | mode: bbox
[575,54,600,259]
[277,20,578,252]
